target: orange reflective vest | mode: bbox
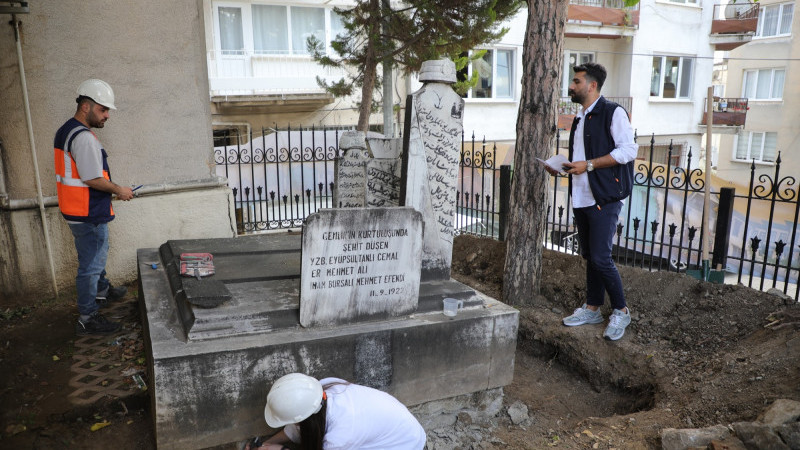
[54,118,114,223]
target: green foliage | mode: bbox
[1,306,33,321]
[451,50,487,96]
[310,0,524,113]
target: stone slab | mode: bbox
[137,235,518,450]
[300,207,423,327]
[156,234,303,340]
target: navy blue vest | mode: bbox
[54,118,115,224]
[568,96,634,206]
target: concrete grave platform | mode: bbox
[138,233,517,449]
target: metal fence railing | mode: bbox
[543,132,800,301]
[214,126,800,300]
[214,125,341,233]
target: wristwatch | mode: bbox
[587,159,595,172]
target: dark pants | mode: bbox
[574,201,626,310]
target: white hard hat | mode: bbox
[77,79,116,110]
[264,373,324,428]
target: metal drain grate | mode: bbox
[68,295,147,405]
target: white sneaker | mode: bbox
[562,304,603,326]
[603,308,631,341]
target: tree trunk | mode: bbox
[503,0,569,306]
[357,0,381,132]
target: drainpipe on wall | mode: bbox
[11,15,60,298]
[1,177,228,211]
[0,137,8,205]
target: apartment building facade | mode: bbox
[202,0,528,148]
[714,0,797,186]
[558,0,759,168]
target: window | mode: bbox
[756,2,794,37]
[735,131,777,162]
[219,7,244,55]
[637,143,682,167]
[214,3,342,55]
[291,7,325,55]
[668,0,698,5]
[742,68,785,99]
[650,56,693,99]
[460,49,516,100]
[562,51,594,96]
[253,5,288,53]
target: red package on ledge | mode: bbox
[179,253,215,278]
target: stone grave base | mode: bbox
[137,234,518,449]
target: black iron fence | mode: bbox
[543,133,800,301]
[214,126,799,300]
[214,126,341,232]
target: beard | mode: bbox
[568,89,584,104]
[87,112,106,128]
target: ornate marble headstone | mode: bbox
[401,59,465,281]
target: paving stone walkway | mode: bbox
[68,294,147,405]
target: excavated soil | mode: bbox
[451,234,800,449]
[1,234,799,449]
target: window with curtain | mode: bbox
[735,131,778,162]
[214,3,343,56]
[330,10,346,42]
[650,55,693,99]
[742,68,785,99]
[219,6,244,55]
[756,2,794,37]
[291,6,325,54]
[253,5,288,54]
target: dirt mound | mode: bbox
[452,234,800,448]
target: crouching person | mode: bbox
[247,373,426,450]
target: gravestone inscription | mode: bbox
[334,131,371,208]
[402,59,464,281]
[366,136,402,207]
[300,207,423,327]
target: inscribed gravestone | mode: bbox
[334,131,371,208]
[366,136,402,207]
[300,207,423,327]
[402,59,464,281]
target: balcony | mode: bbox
[206,51,339,112]
[701,97,748,127]
[710,3,759,51]
[565,0,639,39]
[557,96,632,129]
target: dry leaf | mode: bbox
[90,421,111,431]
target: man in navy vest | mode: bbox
[551,62,637,341]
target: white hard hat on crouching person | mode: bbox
[264,373,324,428]
[77,79,116,110]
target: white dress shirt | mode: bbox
[571,96,638,208]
